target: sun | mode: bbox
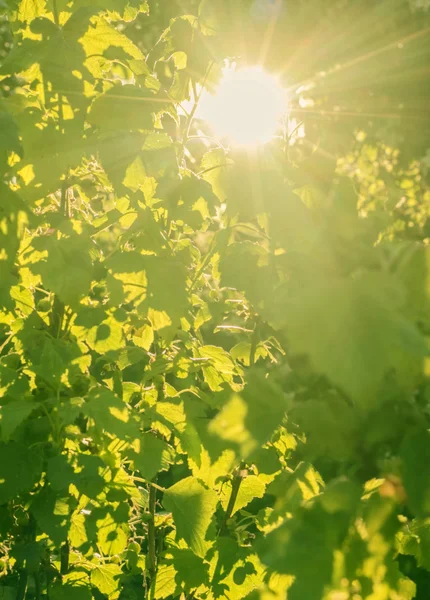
[197,65,287,147]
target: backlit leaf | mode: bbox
[164,476,218,557]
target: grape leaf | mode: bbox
[128,433,173,481]
[220,475,266,516]
[0,101,23,171]
[0,399,36,442]
[164,476,218,557]
[151,564,177,599]
[401,429,430,517]
[88,84,159,131]
[30,487,70,546]
[0,442,42,503]
[91,563,122,596]
[31,231,93,308]
[207,370,287,459]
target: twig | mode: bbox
[197,163,231,177]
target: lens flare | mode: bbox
[198,65,287,147]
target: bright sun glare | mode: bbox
[197,65,287,147]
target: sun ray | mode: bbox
[284,25,430,97]
[257,0,284,68]
[291,107,429,122]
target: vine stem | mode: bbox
[146,484,157,596]
[130,476,166,492]
[219,465,247,535]
[34,572,41,600]
[15,571,27,600]
[52,0,64,132]
[60,541,69,575]
[0,332,14,355]
[179,62,215,166]
[187,79,199,139]
[52,0,60,25]
[249,317,261,367]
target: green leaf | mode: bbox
[207,370,287,459]
[89,84,159,131]
[80,12,144,60]
[31,487,70,546]
[168,548,209,591]
[31,230,93,308]
[398,518,430,571]
[220,241,272,308]
[0,101,23,170]
[106,252,188,337]
[401,429,430,517]
[290,393,359,461]
[148,16,215,87]
[320,477,361,514]
[397,243,430,328]
[47,455,76,492]
[0,399,35,442]
[151,564,177,599]
[151,548,209,598]
[10,121,87,201]
[73,0,148,21]
[16,0,47,24]
[220,475,266,516]
[0,442,42,503]
[0,184,31,263]
[258,505,341,600]
[83,387,138,440]
[157,172,219,228]
[193,345,239,392]
[207,541,264,600]
[96,511,129,556]
[128,433,173,481]
[143,255,188,338]
[164,476,218,557]
[73,454,106,499]
[91,564,122,596]
[51,573,91,600]
[73,309,124,354]
[267,462,324,513]
[69,512,88,548]
[200,149,233,202]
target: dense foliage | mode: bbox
[0,1,430,599]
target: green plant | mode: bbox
[0,1,429,600]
